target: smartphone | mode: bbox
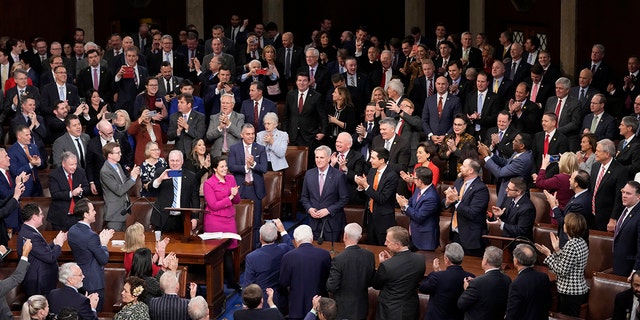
[256,69,267,75]
[378,101,386,109]
[155,97,162,102]
[79,98,86,104]
[549,155,560,163]
[148,110,158,117]
[167,170,182,178]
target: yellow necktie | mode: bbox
[452,182,468,229]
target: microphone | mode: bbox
[120,196,161,216]
[317,218,327,245]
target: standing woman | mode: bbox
[261,45,286,101]
[256,112,289,171]
[577,133,596,173]
[439,114,477,181]
[184,138,211,196]
[533,152,578,224]
[129,109,165,165]
[82,89,110,138]
[133,77,168,122]
[535,213,589,317]
[400,142,440,192]
[327,87,356,146]
[113,109,136,153]
[203,156,241,291]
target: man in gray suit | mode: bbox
[202,37,236,79]
[167,93,205,158]
[0,239,31,320]
[206,93,244,157]
[99,142,140,231]
[52,114,90,169]
[545,77,582,151]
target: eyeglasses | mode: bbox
[111,151,122,155]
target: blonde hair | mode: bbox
[21,295,47,320]
[122,222,145,253]
[558,152,578,174]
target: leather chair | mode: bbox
[233,200,254,282]
[38,169,51,197]
[439,213,452,249]
[585,229,614,276]
[533,223,556,266]
[175,265,189,298]
[91,199,105,232]
[125,199,157,231]
[587,272,629,320]
[263,171,283,220]
[344,205,366,243]
[529,189,551,224]
[282,146,308,218]
[103,266,127,313]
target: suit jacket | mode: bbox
[410,75,436,117]
[326,245,376,320]
[616,136,640,179]
[48,166,90,230]
[612,288,635,320]
[149,294,190,320]
[464,90,503,138]
[0,175,19,245]
[228,141,268,200]
[10,113,47,159]
[342,71,372,111]
[420,265,475,320]
[86,133,133,192]
[114,65,148,115]
[48,285,97,320]
[570,85,600,116]
[204,37,236,57]
[177,44,205,65]
[509,100,543,135]
[17,224,62,296]
[445,177,490,251]
[457,46,483,70]
[372,250,426,320]
[371,134,411,173]
[235,308,284,320]
[0,259,27,318]
[613,205,640,276]
[52,133,90,168]
[206,111,244,157]
[301,166,349,242]
[40,82,80,116]
[364,167,399,239]
[591,160,628,230]
[369,66,402,91]
[447,77,473,104]
[545,96,582,143]
[202,52,236,78]
[484,151,534,205]
[279,243,331,319]
[500,195,536,240]
[282,88,328,145]
[332,149,366,205]
[483,126,519,159]
[256,128,289,171]
[531,131,569,169]
[8,142,43,197]
[422,93,462,136]
[157,75,183,98]
[581,61,613,93]
[167,110,205,156]
[404,184,441,250]
[68,222,109,291]
[457,269,512,320]
[505,60,531,85]
[277,45,305,80]
[100,161,136,224]
[240,98,277,132]
[147,51,189,78]
[553,190,593,247]
[490,77,514,101]
[505,267,551,320]
[2,85,40,120]
[581,112,617,141]
[297,64,331,96]
[525,79,554,105]
[149,169,200,232]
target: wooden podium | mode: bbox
[164,207,204,242]
[482,234,519,269]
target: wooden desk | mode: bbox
[7,232,229,318]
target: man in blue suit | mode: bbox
[279,225,331,320]
[240,81,277,132]
[10,97,47,163]
[422,76,462,146]
[242,219,294,310]
[0,148,26,246]
[18,203,66,297]
[67,198,114,312]
[580,94,617,141]
[505,244,551,320]
[612,181,640,278]
[9,125,45,199]
[544,170,592,247]
[479,133,534,206]
[396,166,440,251]
[228,123,268,249]
[301,145,350,242]
[420,243,475,320]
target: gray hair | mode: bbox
[387,79,404,96]
[337,132,353,147]
[263,112,278,124]
[621,116,639,133]
[249,59,261,68]
[84,41,98,52]
[306,47,319,57]
[188,296,209,320]
[259,222,278,243]
[444,243,464,265]
[241,123,255,131]
[293,225,313,244]
[220,93,235,103]
[513,243,537,267]
[58,262,78,284]
[597,139,616,156]
[161,34,173,42]
[593,44,605,55]
[61,151,77,163]
[381,50,392,58]
[379,117,397,129]
[168,149,184,162]
[343,223,362,241]
[483,246,504,268]
[555,77,571,89]
[314,145,332,158]
[159,271,179,293]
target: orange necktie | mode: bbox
[452,182,467,229]
[369,171,380,212]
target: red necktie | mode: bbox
[437,96,443,117]
[4,170,11,188]
[397,118,404,136]
[543,134,550,156]
[93,68,99,90]
[380,69,387,87]
[428,78,434,97]
[531,83,539,103]
[253,101,260,128]
[555,99,562,119]
[67,173,75,214]
[298,92,304,113]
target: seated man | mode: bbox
[149,271,190,320]
[188,296,210,320]
[613,271,640,320]
[486,177,536,240]
[48,262,99,320]
[233,284,284,320]
[302,296,337,320]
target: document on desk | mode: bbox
[198,232,242,241]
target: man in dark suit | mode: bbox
[301,145,349,242]
[282,72,328,150]
[67,198,114,312]
[545,170,593,247]
[581,44,612,93]
[47,152,90,230]
[372,226,426,320]
[526,64,554,106]
[458,32,483,71]
[464,71,503,140]
[177,32,205,76]
[487,177,536,240]
[612,181,640,277]
[48,262,99,320]
[612,271,640,320]
[546,78,584,151]
[240,81,277,132]
[277,32,305,82]
[342,56,371,115]
[504,43,531,85]
[370,50,401,91]
[508,82,543,135]
[616,116,640,179]
[355,148,399,245]
[591,139,628,231]
[148,35,189,78]
[167,94,205,157]
[157,62,183,104]
[204,25,236,57]
[484,111,519,159]
[443,159,490,257]
[228,124,268,249]
[149,271,190,320]
[51,114,90,169]
[370,118,410,173]
[75,49,113,102]
[352,103,380,161]
[422,76,462,146]
[132,23,152,53]
[531,113,570,169]
[326,223,375,320]
[410,60,437,118]
[86,120,133,195]
[490,60,514,101]
[18,203,66,297]
[9,125,45,198]
[297,48,330,96]
[435,41,455,77]
[458,246,512,319]
[420,243,475,320]
[581,94,617,141]
[0,148,24,246]
[40,65,80,117]
[113,47,148,117]
[480,133,534,205]
[150,150,200,233]
[279,225,331,320]
[242,219,293,310]
[570,68,601,116]
[332,132,366,204]
[10,96,47,162]
[2,69,40,121]
[447,60,472,106]
[396,166,440,251]
[494,31,513,63]
[506,244,551,320]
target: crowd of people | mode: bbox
[1,12,640,320]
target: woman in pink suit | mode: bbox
[203,156,242,291]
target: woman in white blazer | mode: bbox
[256,112,289,171]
